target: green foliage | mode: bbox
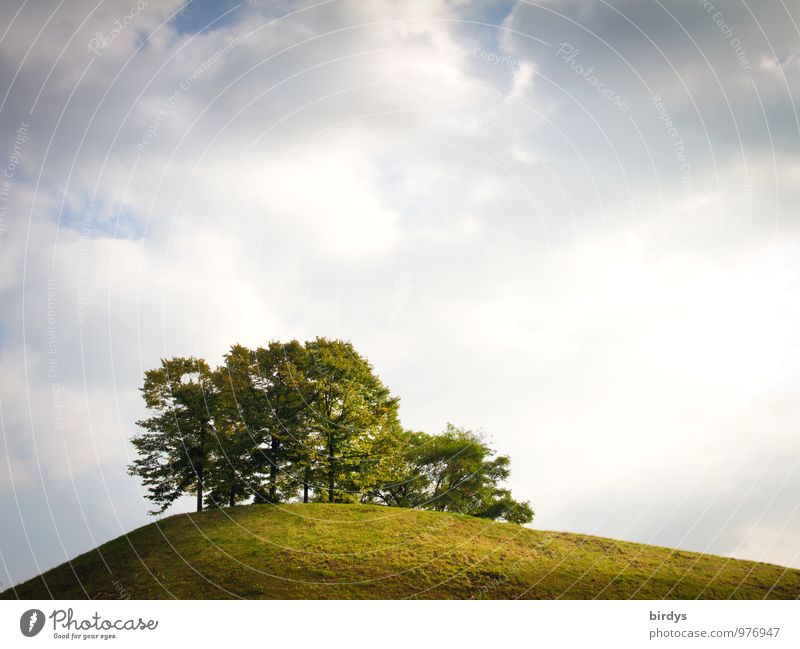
[302,338,400,503]
[213,341,309,504]
[128,357,217,514]
[128,339,532,523]
[366,424,534,524]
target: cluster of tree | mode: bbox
[128,337,533,524]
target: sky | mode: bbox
[0,0,799,589]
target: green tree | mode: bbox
[303,338,400,503]
[128,343,534,525]
[214,341,311,504]
[362,429,431,507]
[215,344,270,503]
[253,340,309,502]
[202,416,254,509]
[368,424,534,523]
[128,357,218,514]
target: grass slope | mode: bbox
[3,503,799,599]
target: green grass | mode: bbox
[3,503,798,599]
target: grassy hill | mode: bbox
[3,503,799,599]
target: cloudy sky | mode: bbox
[1,0,799,588]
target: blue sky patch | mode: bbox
[171,0,245,36]
[57,202,145,241]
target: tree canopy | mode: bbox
[129,337,533,524]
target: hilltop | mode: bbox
[3,504,798,599]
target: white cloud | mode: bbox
[508,60,535,100]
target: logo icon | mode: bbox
[20,609,45,637]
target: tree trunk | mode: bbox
[303,465,310,503]
[196,423,206,512]
[229,485,235,508]
[269,437,279,503]
[196,469,203,512]
[327,435,335,503]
